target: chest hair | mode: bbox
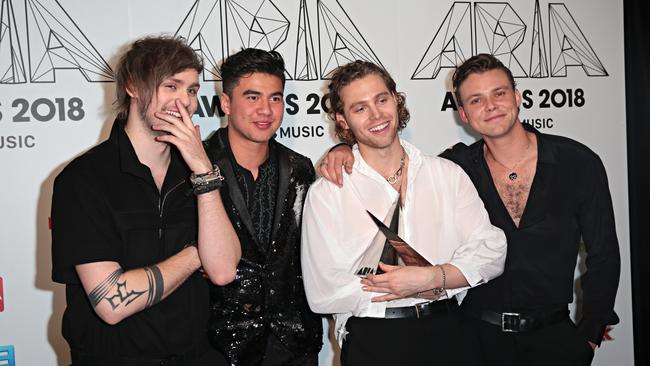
[488,160,536,227]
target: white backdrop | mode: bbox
[0,0,632,365]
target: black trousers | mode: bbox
[340,304,472,366]
[260,333,318,366]
[71,346,225,366]
[460,315,595,366]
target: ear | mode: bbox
[514,88,522,108]
[458,106,470,124]
[221,92,231,115]
[125,82,138,99]
[335,113,349,130]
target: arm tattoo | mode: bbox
[143,265,164,308]
[88,268,123,308]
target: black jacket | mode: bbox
[204,128,322,365]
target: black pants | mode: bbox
[460,316,595,366]
[260,333,318,366]
[340,304,472,366]
[71,346,225,366]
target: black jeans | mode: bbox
[341,303,471,366]
[460,316,595,366]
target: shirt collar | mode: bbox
[351,138,423,184]
[111,117,190,187]
[470,123,557,165]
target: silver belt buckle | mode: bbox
[501,312,521,332]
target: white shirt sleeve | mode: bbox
[301,179,386,318]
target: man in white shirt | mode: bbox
[301,60,507,365]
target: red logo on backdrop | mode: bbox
[0,276,5,312]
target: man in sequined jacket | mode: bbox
[200,48,322,366]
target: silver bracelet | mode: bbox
[431,264,446,295]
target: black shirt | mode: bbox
[225,136,279,251]
[51,119,212,358]
[440,123,620,344]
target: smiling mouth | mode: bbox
[163,110,181,118]
[484,114,505,122]
[368,122,389,132]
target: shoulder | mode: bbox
[439,140,482,164]
[539,131,601,163]
[203,128,227,157]
[55,140,115,188]
[274,141,315,178]
[305,175,344,203]
[275,141,312,165]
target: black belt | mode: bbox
[474,308,569,332]
[384,299,457,319]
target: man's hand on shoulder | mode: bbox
[319,143,354,186]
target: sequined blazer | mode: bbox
[204,128,323,365]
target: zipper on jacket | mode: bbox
[158,179,187,239]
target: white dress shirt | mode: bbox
[301,139,507,343]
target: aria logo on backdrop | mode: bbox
[0,0,608,139]
[174,0,383,81]
[0,0,606,84]
[412,1,608,80]
[0,0,114,84]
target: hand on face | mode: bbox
[152,99,212,174]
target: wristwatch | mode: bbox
[190,164,225,195]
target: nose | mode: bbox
[368,105,382,120]
[485,96,497,111]
[178,90,191,108]
[258,99,272,116]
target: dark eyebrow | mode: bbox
[166,77,200,90]
[242,90,284,98]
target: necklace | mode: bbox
[486,142,530,181]
[386,149,406,185]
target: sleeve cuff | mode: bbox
[577,318,607,346]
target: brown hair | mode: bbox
[327,61,410,145]
[452,53,516,107]
[115,35,203,118]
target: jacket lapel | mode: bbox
[210,130,256,240]
[271,143,291,242]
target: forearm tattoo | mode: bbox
[88,268,124,308]
[143,265,164,308]
[87,266,164,311]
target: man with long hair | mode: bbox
[51,36,238,365]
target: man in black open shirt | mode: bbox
[442,54,620,365]
[322,53,620,365]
